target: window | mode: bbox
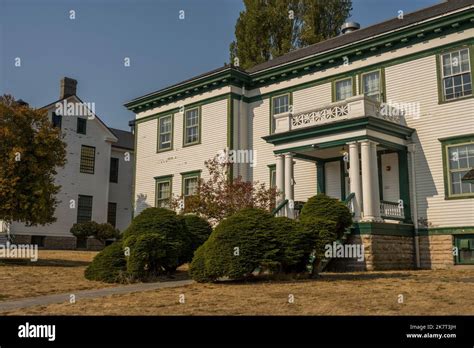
[52,112,62,129]
[455,235,474,265]
[269,165,276,188]
[439,48,472,101]
[110,157,119,183]
[184,108,200,145]
[182,171,201,198]
[334,77,354,101]
[77,195,93,223]
[158,115,173,151]
[107,202,117,227]
[272,94,289,115]
[155,176,172,208]
[80,145,95,174]
[361,71,382,101]
[446,143,474,196]
[184,177,198,196]
[77,118,87,134]
[441,136,474,199]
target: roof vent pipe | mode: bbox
[340,22,360,35]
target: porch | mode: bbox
[264,95,416,224]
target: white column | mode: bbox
[275,154,285,216]
[370,141,382,221]
[361,140,376,221]
[284,153,294,219]
[348,142,362,221]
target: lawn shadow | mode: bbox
[0,258,90,267]
[214,271,414,285]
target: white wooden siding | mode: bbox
[134,99,228,214]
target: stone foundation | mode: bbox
[419,235,454,269]
[327,234,415,271]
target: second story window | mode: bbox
[80,145,95,174]
[52,112,62,129]
[158,115,172,151]
[440,48,472,101]
[361,71,382,101]
[77,118,87,134]
[184,108,200,146]
[334,77,354,101]
[272,94,289,115]
[110,157,119,183]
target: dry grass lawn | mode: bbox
[4,268,474,315]
[0,250,113,301]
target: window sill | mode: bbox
[438,94,474,105]
[444,194,474,200]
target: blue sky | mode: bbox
[1,0,440,130]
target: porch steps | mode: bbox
[318,228,352,273]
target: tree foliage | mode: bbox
[230,0,353,69]
[0,95,66,226]
[171,156,278,225]
[70,221,120,244]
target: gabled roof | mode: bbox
[124,0,474,112]
[41,95,118,143]
[109,127,134,150]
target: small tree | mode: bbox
[171,156,278,224]
[0,95,66,230]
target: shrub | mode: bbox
[189,244,208,282]
[299,194,352,237]
[84,240,127,283]
[125,233,181,280]
[70,221,120,244]
[123,208,192,269]
[70,221,98,239]
[189,208,276,282]
[96,223,120,243]
[299,217,338,276]
[272,216,314,273]
[182,214,212,254]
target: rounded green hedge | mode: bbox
[126,232,180,279]
[189,208,275,282]
[299,194,352,237]
[123,207,191,268]
[84,240,127,283]
[272,216,313,273]
[181,214,212,261]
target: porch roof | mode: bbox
[263,116,415,152]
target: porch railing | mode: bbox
[380,200,404,220]
[343,192,355,216]
[274,95,404,134]
[272,199,289,216]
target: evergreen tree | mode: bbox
[230,0,352,70]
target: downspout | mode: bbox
[408,143,420,268]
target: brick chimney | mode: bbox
[60,77,77,99]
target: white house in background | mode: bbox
[5,77,134,250]
[126,0,474,270]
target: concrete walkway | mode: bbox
[0,279,194,312]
